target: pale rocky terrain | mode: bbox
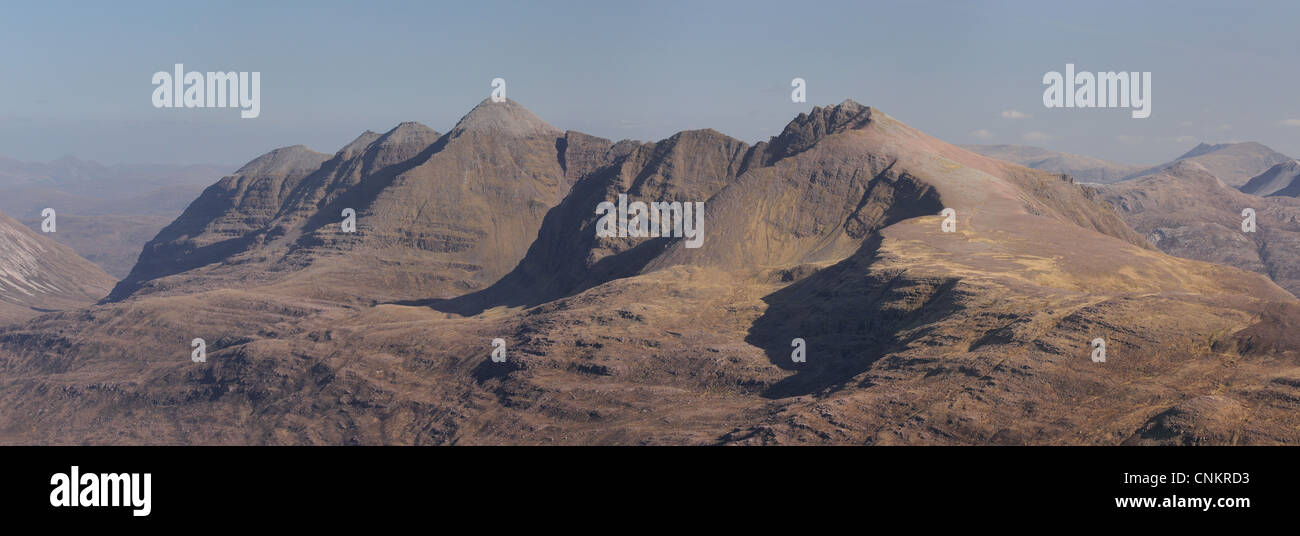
[1,100,1298,445]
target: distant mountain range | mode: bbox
[0,100,1297,445]
[1127,142,1292,187]
[961,144,1145,183]
[964,141,1293,187]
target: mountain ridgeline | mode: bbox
[0,99,1298,445]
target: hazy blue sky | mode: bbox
[2,0,1298,168]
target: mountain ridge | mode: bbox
[1240,159,1300,197]
[2,99,1298,445]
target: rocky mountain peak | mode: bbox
[1178,142,1227,160]
[374,121,440,149]
[338,131,382,159]
[234,145,330,178]
[450,98,562,138]
[766,100,875,161]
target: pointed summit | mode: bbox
[1177,142,1226,160]
[767,100,876,161]
[376,121,440,146]
[359,121,441,172]
[338,131,382,159]
[450,98,562,138]
[332,123,440,168]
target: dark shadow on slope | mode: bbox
[387,156,686,315]
[746,236,964,399]
[102,233,261,302]
[393,232,674,315]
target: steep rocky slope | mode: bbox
[110,99,579,304]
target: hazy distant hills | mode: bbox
[0,210,115,323]
[964,141,1293,188]
[962,144,1145,184]
[1126,142,1291,187]
[0,156,231,277]
[1,100,1298,445]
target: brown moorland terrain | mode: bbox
[0,100,1298,445]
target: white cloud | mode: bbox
[1001,110,1031,120]
[1278,119,1300,127]
[971,128,994,140]
[1022,131,1052,143]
